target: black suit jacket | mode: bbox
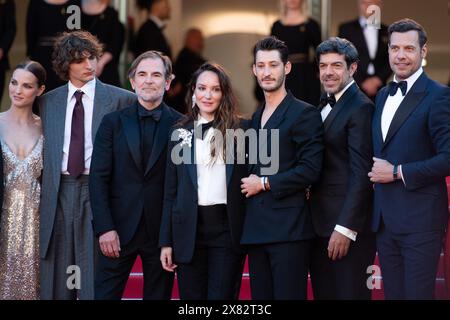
[310,83,374,237]
[89,102,182,246]
[241,92,324,245]
[338,19,391,96]
[159,121,248,263]
[0,0,16,71]
[133,19,172,59]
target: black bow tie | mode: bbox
[139,107,162,122]
[388,81,407,96]
[319,93,336,109]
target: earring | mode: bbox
[192,94,196,108]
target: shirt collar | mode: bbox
[196,115,211,125]
[394,67,423,95]
[68,78,96,101]
[149,15,165,30]
[331,80,355,102]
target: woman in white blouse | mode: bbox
[159,62,248,300]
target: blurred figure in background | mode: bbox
[167,28,206,114]
[82,0,125,87]
[26,0,80,93]
[271,0,322,106]
[338,0,391,100]
[0,0,16,104]
[133,0,172,59]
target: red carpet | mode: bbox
[122,178,450,300]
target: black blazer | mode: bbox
[338,20,391,93]
[159,121,248,263]
[89,102,182,246]
[133,19,172,59]
[372,73,450,233]
[310,83,374,237]
[0,0,16,71]
[241,92,324,245]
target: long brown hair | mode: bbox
[181,62,240,161]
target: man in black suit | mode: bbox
[338,0,391,100]
[309,37,376,300]
[89,51,182,299]
[0,0,16,103]
[369,19,450,300]
[134,0,172,59]
[240,36,324,299]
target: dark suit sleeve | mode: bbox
[269,107,324,199]
[89,114,117,237]
[0,0,16,55]
[402,88,450,189]
[337,102,374,232]
[159,133,179,247]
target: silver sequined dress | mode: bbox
[0,136,43,300]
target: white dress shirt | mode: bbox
[381,67,423,141]
[195,116,227,206]
[321,80,358,241]
[321,80,355,122]
[62,78,96,175]
[359,16,379,75]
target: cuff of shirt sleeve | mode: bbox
[334,225,357,241]
[398,164,406,186]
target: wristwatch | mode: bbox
[393,164,399,180]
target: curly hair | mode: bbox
[52,31,103,81]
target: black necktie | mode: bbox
[388,81,407,96]
[68,91,85,178]
[138,108,162,122]
[319,93,336,109]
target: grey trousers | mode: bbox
[40,175,96,300]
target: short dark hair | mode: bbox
[388,19,427,48]
[128,50,173,80]
[52,31,103,81]
[253,36,289,65]
[315,37,359,68]
[14,60,47,87]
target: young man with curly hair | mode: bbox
[38,30,136,300]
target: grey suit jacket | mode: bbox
[39,79,136,259]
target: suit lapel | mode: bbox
[382,73,428,149]
[48,85,69,187]
[186,126,198,189]
[145,104,172,175]
[249,107,263,174]
[373,87,389,151]
[323,83,359,132]
[92,80,113,141]
[354,21,370,59]
[120,104,142,170]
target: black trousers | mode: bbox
[176,205,245,300]
[247,240,311,300]
[94,215,174,300]
[310,232,376,300]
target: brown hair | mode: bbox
[128,50,173,80]
[52,30,103,81]
[388,19,428,48]
[14,60,47,87]
[182,62,240,161]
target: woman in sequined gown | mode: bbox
[0,61,46,300]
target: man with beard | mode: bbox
[309,37,376,300]
[240,36,324,299]
[89,51,182,299]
